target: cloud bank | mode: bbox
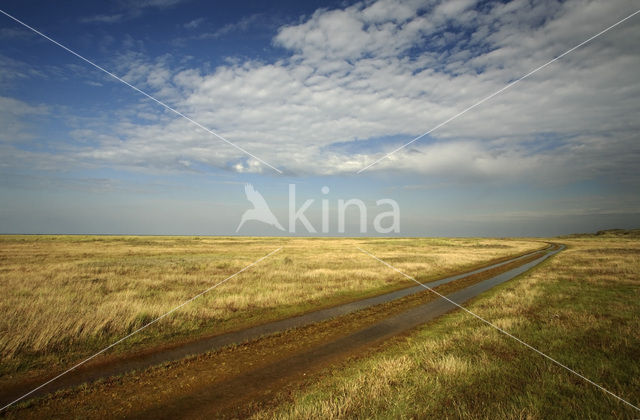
[3,0,640,185]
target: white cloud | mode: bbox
[0,27,34,40]
[184,18,205,29]
[186,14,264,40]
[80,0,188,24]
[0,96,48,116]
[0,54,46,87]
[13,0,640,186]
[0,96,49,143]
[129,0,185,8]
[79,14,125,24]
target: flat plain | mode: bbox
[1,233,638,418]
[258,233,640,419]
[0,235,540,382]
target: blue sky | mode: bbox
[1,0,639,236]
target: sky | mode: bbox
[0,0,639,237]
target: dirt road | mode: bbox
[2,244,562,418]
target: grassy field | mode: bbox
[0,235,542,381]
[254,236,640,419]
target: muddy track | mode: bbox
[0,244,558,411]
[140,244,565,419]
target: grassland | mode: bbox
[0,235,541,382]
[255,236,640,419]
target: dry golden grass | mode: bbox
[0,235,541,379]
[256,236,640,419]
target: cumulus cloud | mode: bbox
[14,0,640,185]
